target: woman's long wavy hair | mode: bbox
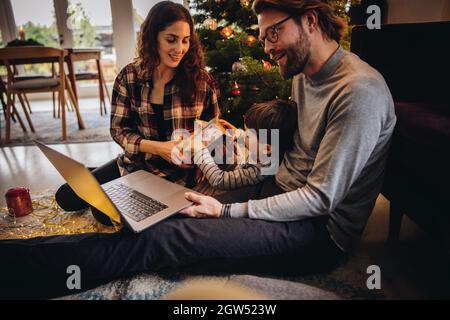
[135,1,204,104]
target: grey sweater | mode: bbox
[229,47,396,252]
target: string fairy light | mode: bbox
[0,195,118,240]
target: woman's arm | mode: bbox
[110,69,143,156]
[110,68,182,163]
[140,139,180,163]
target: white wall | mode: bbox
[388,0,450,23]
[0,0,17,42]
[110,0,136,71]
[54,0,74,48]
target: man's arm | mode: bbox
[229,78,390,220]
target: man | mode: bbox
[0,0,396,298]
[182,0,396,253]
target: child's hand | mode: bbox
[231,128,244,141]
[219,119,237,130]
[190,134,206,154]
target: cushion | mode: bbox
[384,102,450,197]
[75,72,99,81]
[10,78,60,90]
[394,101,450,151]
[14,74,54,81]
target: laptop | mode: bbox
[33,140,194,233]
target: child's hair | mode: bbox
[243,99,298,158]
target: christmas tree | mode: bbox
[190,0,360,126]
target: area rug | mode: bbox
[0,191,394,300]
[1,102,112,147]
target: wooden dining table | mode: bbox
[0,46,86,142]
[1,46,105,103]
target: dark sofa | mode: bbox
[350,22,450,251]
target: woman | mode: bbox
[55,1,220,223]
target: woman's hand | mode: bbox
[180,192,223,218]
[140,139,193,168]
[154,140,181,163]
[170,137,196,169]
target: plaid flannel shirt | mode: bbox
[110,63,220,184]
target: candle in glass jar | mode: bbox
[5,187,33,217]
[18,25,25,40]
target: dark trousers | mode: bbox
[0,175,345,299]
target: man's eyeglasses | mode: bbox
[259,16,292,47]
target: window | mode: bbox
[68,0,116,82]
[132,0,185,34]
[11,0,59,48]
[11,0,58,75]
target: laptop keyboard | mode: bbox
[104,183,168,222]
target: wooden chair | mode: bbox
[12,63,69,118]
[0,46,85,143]
[66,48,111,116]
[1,75,29,137]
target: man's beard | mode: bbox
[279,29,311,79]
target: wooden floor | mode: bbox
[0,141,121,206]
[0,141,449,299]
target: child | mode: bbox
[193,99,297,190]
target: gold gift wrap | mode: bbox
[0,193,117,240]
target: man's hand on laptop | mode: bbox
[180,192,223,218]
